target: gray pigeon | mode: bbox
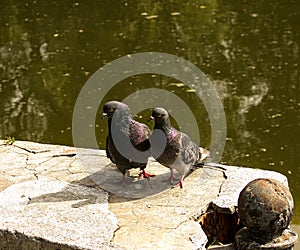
[102,101,153,183]
[149,107,209,188]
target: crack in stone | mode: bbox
[15,150,78,181]
[111,224,121,242]
[13,145,51,154]
[29,154,77,168]
[34,164,75,178]
[7,149,40,182]
[13,144,77,158]
[152,219,191,230]
[33,173,39,180]
[52,153,77,158]
[217,177,227,197]
[201,164,228,198]
[202,166,228,180]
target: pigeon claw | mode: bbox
[139,170,154,179]
[171,180,183,189]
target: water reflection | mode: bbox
[0,34,48,142]
[0,0,299,222]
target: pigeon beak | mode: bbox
[147,116,154,122]
[101,113,108,119]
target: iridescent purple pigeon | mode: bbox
[102,101,153,183]
[149,107,210,188]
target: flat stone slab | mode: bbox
[0,140,292,249]
[0,179,119,249]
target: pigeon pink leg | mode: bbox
[171,176,184,189]
[139,169,154,179]
[170,169,177,183]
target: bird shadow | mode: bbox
[27,180,108,208]
[27,160,177,208]
[82,161,176,201]
[27,157,222,208]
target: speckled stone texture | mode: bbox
[0,179,119,250]
[238,178,294,240]
[0,140,295,249]
[236,178,297,250]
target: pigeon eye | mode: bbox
[157,114,162,118]
[109,108,114,113]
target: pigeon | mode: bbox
[102,101,153,183]
[149,107,210,188]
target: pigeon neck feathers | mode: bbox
[154,118,177,137]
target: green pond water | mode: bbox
[0,0,299,229]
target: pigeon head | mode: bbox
[102,101,129,120]
[150,107,171,129]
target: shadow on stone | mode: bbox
[28,186,105,208]
[0,229,82,250]
[29,161,222,206]
[80,160,225,201]
[0,179,120,250]
[74,162,205,200]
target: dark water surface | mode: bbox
[1,0,299,225]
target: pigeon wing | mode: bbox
[129,120,151,151]
[179,132,200,165]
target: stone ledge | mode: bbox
[0,179,119,250]
[0,140,291,249]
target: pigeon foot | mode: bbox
[171,172,184,188]
[171,179,183,189]
[139,170,154,179]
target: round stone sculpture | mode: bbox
[237,178,294,241]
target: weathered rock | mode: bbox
[208,164,288,214]
[197,164,293,248]
[235,228,298,250]
[235,178,296,250]
[238,178,294,239]
[107,166,225,249]
[0,179,119,250]
[0,140,223,249]
[0,140,296,249]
